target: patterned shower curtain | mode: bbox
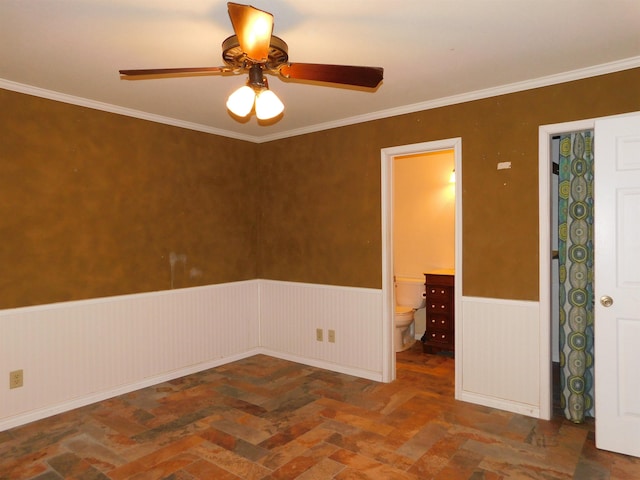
[558,130,595,423]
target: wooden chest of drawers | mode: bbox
[422,270,455,354]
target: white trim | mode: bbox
[258,280,382,380]
[380,138,462,385]
[0,279,258,317]
[258,56,640,144]
[459,296,541,417]
[2,339,383,432]
[538,118,596,421]
[0,282,262,432]
[380,151,394,382]
[3,56,639,143]
[257,278,380,294]
[458,390,542,419]
[257,348,383,382]
[453,145,463,400]
[0,349,261,433]
[0,79,259,143]
[1,279,381,431]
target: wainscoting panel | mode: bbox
[258,280,384,381]
[0,281,260,431]
[459,296,542,417]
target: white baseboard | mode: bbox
[0,348,261,432]
[458,296,542,418]
[257,348,383,382]
[258,280,383,377]
[458,390,540,418]
[1,282,261,431]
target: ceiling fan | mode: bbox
[119,2,384,121]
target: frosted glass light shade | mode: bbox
[226,85,255,117]
[255,89,284,120]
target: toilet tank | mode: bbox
[395,276,426,309]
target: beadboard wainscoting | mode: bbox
[0,281,261,432]
[1,280,384,431]
[2,283,545,431]
[258,280,383,381]
[458,296,542,418]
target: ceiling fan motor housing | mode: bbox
[221,34,289,74]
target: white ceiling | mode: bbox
[2,0,639,143]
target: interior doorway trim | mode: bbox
[538,118,595,420]
[380,138,462,384]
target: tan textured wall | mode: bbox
[257,127,383,288]
[0,90,258,309]
[259,68,640,299]
[2,68,639,308]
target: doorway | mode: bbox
[380,138,462,384]
[540,112,640,456]
[539,119,595,420]
[393,150,455,348]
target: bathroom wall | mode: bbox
[393,150,455,337]
[394,150,455,276]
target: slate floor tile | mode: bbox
[1,346,638,479]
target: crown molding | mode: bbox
[0,80,258,143]
[2,56,639,144]
[254,56,640,143]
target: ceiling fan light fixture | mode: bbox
[255,89,284,120]
[226,85,255,117]
[120,4,382,124]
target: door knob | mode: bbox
[600,295,614,307]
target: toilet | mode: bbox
[394,276,426,352]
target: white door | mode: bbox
[594,112,640,457]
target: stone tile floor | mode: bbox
[1,343,639,479]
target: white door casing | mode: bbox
[539,119,595,421]
[380,138,462,384]
[594,112,640,458]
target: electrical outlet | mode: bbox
[328,329,336,343]
[9,369,23,389]
[316,328,323,342]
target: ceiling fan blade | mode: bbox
[279,63,384,88]
[227,2,273,63]
[119,67,227,77]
